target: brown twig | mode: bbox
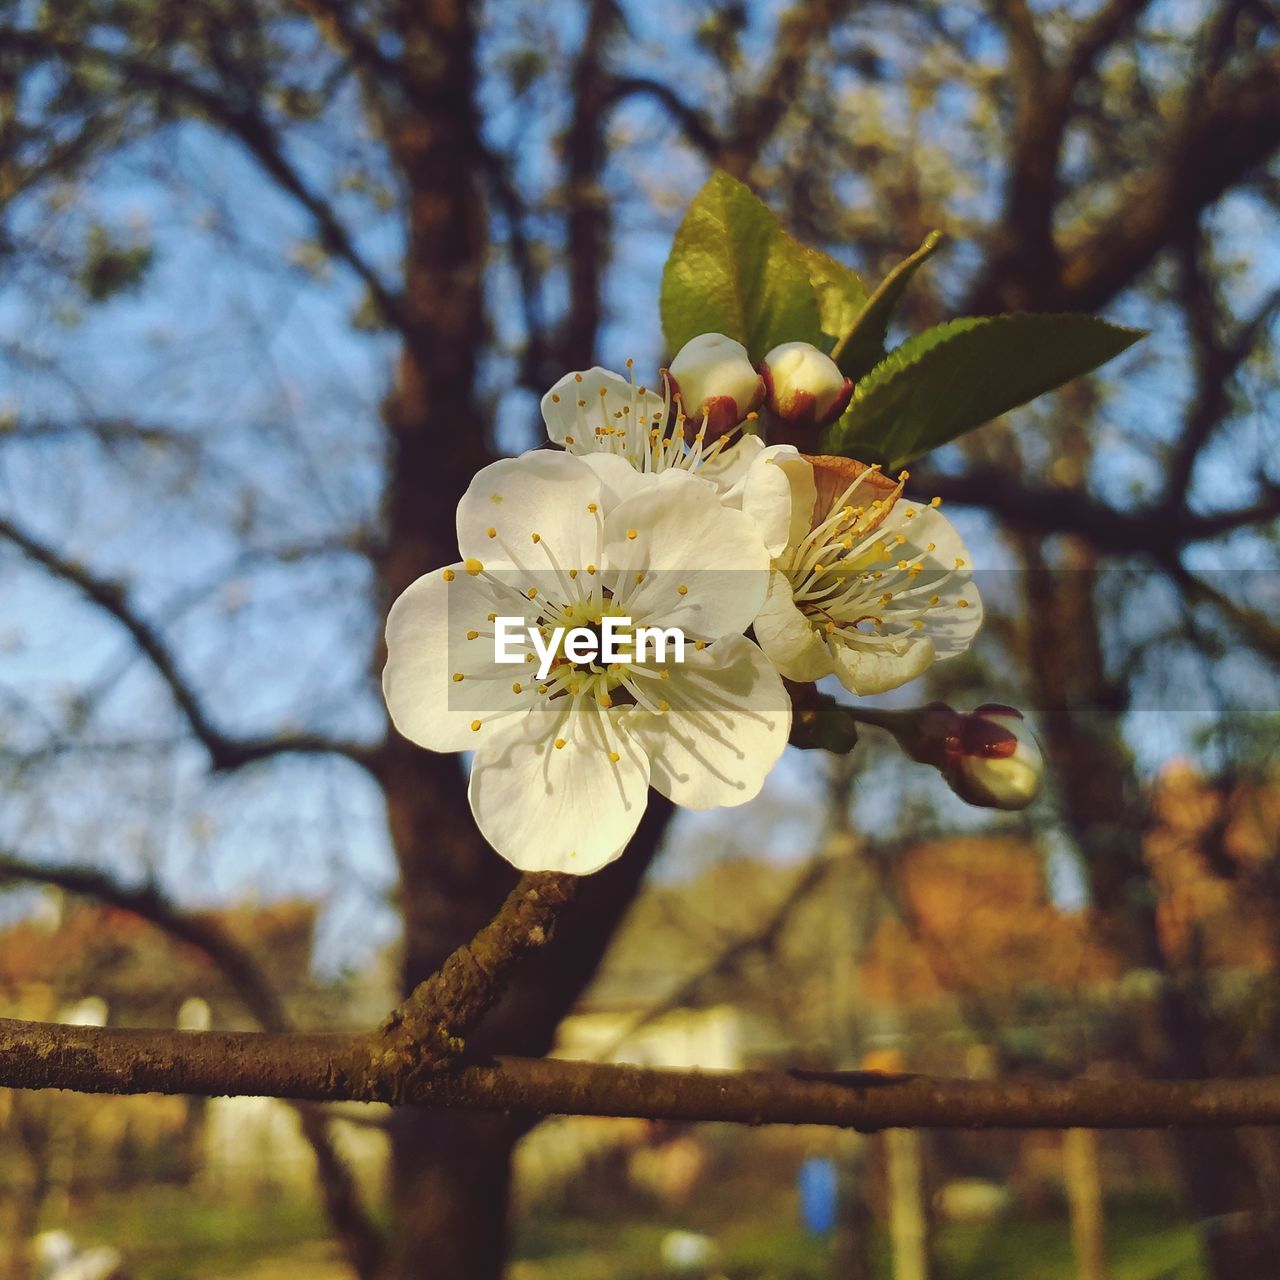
[371,873,577,1094]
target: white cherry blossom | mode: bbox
[744,452,983,695]
[383,450,789,874]
[540,362,766,496]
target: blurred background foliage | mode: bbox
[0,0,1277,1277]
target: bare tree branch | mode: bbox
[907,471,1280,556]
[0,515,378,772]
[604,77,722,159]
[0,24,407,336]
[6,1016,1280,1130]
[719,0,858,181]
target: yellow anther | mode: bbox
[574,373,583,382]
[531,532,541,543]
[470,719,482,731]
[625,358,634,368]
[568,568,578,579]
[658,700,670,713]
[958,599,970,608]
[626,528,638,540]
[487,612,497,622]
[659,669,670,680]
[512,682,522,694]
[598,693,612,708]
[913,619,924,629]
[955,557,966,569]
[599,386,608,397]
[586,564,597,575]
[554,738,567,749]
[564,434,575,445]
[609,751,621,764]
[931,496,942,507]
[466,630,479,640]
[587,502,598,513]
[677,584,688,596]
[551,392,561,402]
[452,673,464,683]
[881,593,893,604]
[929,595,940,606]
[442,568,456,581]
[487,527,497,538]
[636,571,645,584]
[464,557,483,575]
[695,640,706,650]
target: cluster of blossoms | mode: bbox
[383,334,1042,874]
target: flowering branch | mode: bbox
[4,1016,1280,1130]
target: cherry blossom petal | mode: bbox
[602,470,769,639]
[469,701,651,873]
[751,568,835,682]
[830,633,937,695]
[383,563,537,752]
[541,367,666,452]
[624,635,789,809]
[457,451,604,571]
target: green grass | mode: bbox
[50,1186,328,1280]
[513,1196,1206,1280]
[47,1183,1205,1280]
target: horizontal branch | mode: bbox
[4,1017,1280,1130]
[910,470,1280,556]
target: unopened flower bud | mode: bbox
[944,704,1043,810]
[667,333,765,440]
[761,342,853,430]
[869,701,1043,811]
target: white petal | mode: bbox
[456,450,604,572]
[541,367,666,452]
[738,445,813,556]
[831,633,936,695]
[578,451,652,507]
[624,634,790,810]
[751,568,835,682]
[696,432,766,494]
[893,503,983,660]
[602,470,769,639]
[469,701,651,874]
[383,565,534,752]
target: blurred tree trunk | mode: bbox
[369,5,673,1275]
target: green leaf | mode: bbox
[790,239,868,351]
[830,230,942,381]
[823,313,1146,470]
[660,171,822,362]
